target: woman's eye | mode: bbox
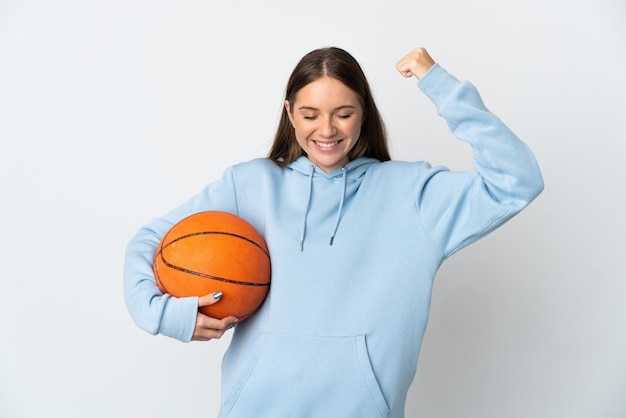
[303,115,317,120]
[336,114,352,119]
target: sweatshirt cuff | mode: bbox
[158,295,199,342]
[417,63,462,106]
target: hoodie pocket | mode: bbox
[223,333,390,418]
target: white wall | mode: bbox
[1,0,624,417]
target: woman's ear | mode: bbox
[284,100,294,125]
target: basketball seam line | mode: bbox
[157,231,270,286]
[157,230,270,286]
[159,255,269,287]
[165,231,270,259]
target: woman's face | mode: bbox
[285,77,363,173]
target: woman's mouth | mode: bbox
[313,140,342,149]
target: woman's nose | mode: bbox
[319,116,337,137]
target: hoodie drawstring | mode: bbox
[329,166,347,246]
[299,164,315,251]
[299,164,348,251]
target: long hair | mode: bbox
[268,47,390,167]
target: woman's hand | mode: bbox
[396,47,436,80]
[191,292,239,341]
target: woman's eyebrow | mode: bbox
[297,105,357,111]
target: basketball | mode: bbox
[153,211,271,321]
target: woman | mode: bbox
[124,46,543,418]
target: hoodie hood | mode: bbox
[287,155,377,178]
[287,156,379,251]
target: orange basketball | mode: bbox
[153,211,271,321]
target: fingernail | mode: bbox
[213,291,223,300]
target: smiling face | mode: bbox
[285,77,364,173]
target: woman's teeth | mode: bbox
[316,141,339,148]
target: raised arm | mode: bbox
[398,47,544,257]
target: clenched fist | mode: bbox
[396,47,436,80]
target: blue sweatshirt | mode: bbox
[124,64,543,418]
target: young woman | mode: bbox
[124,46,543,418]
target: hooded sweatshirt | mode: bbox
[124,64,544,418]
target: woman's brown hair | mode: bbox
[268,47,390,167]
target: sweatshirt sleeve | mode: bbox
[123,166,239,342]
[415,64,544,258]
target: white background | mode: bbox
[1,0,625,417]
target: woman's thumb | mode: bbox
[198,291,223,308]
